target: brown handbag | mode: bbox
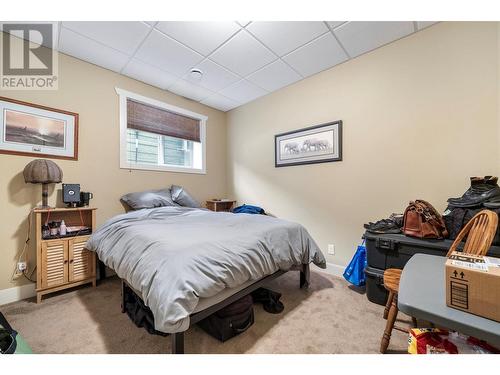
[403,199,449,239]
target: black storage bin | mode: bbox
[363,231,500,306]
[364,232,500,270]
[365,266,387,305]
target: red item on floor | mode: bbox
[408,328,500,354]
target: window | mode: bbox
[117,88,206,174]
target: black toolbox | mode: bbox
[363,231,500,306]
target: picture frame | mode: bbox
[0,96,78,160]
[275,120,342,167]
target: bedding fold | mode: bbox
[86,206,326,333]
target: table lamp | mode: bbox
[23,159,63,208]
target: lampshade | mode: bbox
[23,159,63,208]
[23,159,63,184]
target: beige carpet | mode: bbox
[1,271,410,354]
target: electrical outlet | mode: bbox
[327,244,335,255]
[17,262,27,273]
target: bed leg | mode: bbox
[171,332,185,354]
[300,263,310,289]
[121,280,126,314]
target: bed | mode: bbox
[86,205,326,353]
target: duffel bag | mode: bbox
[403,199,448,239]
[198,295,254,342]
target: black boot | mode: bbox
[448,176,500,208]
[452,176,489,200]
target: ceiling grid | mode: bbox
[1,21,438,111]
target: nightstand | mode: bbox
[206,200,236,212]
[33,207,97,303]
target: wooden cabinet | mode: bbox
[34,207,97,303]
[206,200,236,212]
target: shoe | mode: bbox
[447,176,500,208]
[389,213,404,228]
[449,176,496,201]
[364,218,402,234]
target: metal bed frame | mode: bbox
[120,263,310,354]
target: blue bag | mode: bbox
[343,240,367,286]
[232,204,265,215]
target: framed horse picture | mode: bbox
[274,120,342,167]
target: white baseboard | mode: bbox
[0,283,36,306]
[312,262,346,278]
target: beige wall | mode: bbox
[0,53,227,291]
[227,22,500,267]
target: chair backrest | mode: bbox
[446,210,498,257]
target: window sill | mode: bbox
[120,163,206,175]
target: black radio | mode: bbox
[62,184,93,207]
[62,184,80,207]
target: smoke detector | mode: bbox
[189,68,203,80]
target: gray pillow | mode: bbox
[170,185,201,208]
[120,188,177,210]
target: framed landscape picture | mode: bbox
[0,96,78,160]
[275,120,342,167]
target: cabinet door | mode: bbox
[69,236,95,282]
[41,240,68,289]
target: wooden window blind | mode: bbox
[127,99,201,142]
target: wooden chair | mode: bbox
[446,209,498,257]
[379,209,498,354]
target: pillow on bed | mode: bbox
[120,188,178,210]
[170,185,201,208]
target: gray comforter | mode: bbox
[86,206,326,333]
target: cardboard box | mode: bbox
[446,251,500,322]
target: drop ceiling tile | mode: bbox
[59,27,129,72]
[334,21,415,58]
[122,58,178,89]
[155,22,240,56]
[62,21,150,55]
[135,29,204,77]
[209,30,277,77]
[326,21,346,29]
[219,79,267,104]
[282,32,348,77]
[201,93,240,112]
[247,21,328,56]
[185,59,240,92]
[416,21,438,30]
[247,60,301,92]
[168,79,214,102]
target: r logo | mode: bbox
[1,22,58,90]
[2,23,53,76]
